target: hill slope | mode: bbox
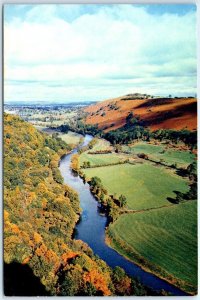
[85,96,197,132]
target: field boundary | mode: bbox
[80,160,128,169]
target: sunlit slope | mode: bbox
[85,96,197,132]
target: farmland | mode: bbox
[123,142,195,168]
[57,131,83,147]
[79,153,123,167]
[79,138,124,167]
[82,163,189,210]
[78,135,197,294]
[107,200,197,293]
[123,142,164,155]
[91,138,113,151]
[36,126,83,147]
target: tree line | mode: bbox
[57,115,197,150]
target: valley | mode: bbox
[4,3,197,296]
[4,94,197,295]
[68,94,197,294]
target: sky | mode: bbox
[4,4,197,103]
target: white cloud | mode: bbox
[4,4,197,102]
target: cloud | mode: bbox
[4,4,197,102]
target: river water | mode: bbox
[59,134,186,296]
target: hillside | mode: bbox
[85,95,197,132]
[4,113,139,296]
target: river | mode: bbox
[59,134,187,296]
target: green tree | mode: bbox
[115,144,122,153]
[90,177,102,188]
[112,266,131,295]
[119,195,127,207]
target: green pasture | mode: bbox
[123,142,164,155]
[83,163,189,210]
[92,138,113,151]
[79,152,123,167]
[58,131,83,146]
[124,142,195,168]
[108,200,197,293]
[155,149,195,168]
[35,127,83,147]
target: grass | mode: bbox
[79,138,119,167]
[91,139,113,151]
[35,127,83,147]
[79,152,123,167]
[124,142,195,168]
[155,149,195,167]
[107,201,197,293]
[57,131,83,146]
[79,138,196,294]
[83,163,189,210]
[123,142,164,155]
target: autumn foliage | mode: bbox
[4,113,156,296]
[4,113,114,295]
[70,153,79,172]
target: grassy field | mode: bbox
[83,163,189,210]
[107,201,197,293]
[35,126,83,147]
[155,149,195,167]
[123,142,164,155]
[79,152,123,167]
[57,131,83,146]
[91,139,113,151]
[79,138,120,167]
[80,138,196,293]
[124,142,195,168]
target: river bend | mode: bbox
[59,134,186,296]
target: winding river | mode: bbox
[59,134,187,296]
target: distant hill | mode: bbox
[85,95,197,132]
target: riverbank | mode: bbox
[106,198,197,295]
[75,136,196,295]
[75,170,194,295]
[57,135,191,295]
